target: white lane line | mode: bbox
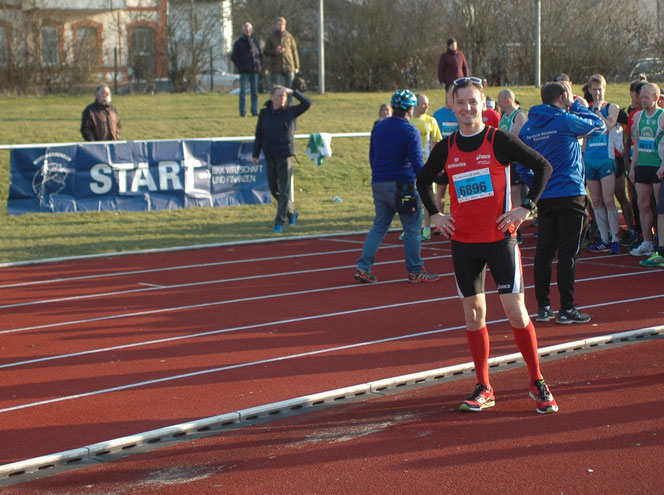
[0,267,654,336]
[0,294,459,369]
[3,300,662,415]
[0,254,454,311]
[2,288,662,372]
[0,246,381,290]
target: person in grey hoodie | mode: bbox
[519,81,605,325]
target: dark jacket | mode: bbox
[80,101,121,141]
[437,49,469,85]
[264,29,299,73]
[231,33,263,74]
[253,90,311,160]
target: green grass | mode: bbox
[0,84,632,264]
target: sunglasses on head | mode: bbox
[453,76,483,87]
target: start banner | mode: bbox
[7,139,271,215]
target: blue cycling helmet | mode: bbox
[390,89,417,111]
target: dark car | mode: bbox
[629,58,664,82]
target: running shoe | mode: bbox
[535,306,554,322]
[408,271,440,283]
[587,240,610,253]
[422,227,431,241]
[288,211,299,226]
[273,223,284,234]
[354,270,377,283]
[609,241,620,255]
[620,229,638,247]
[630,240,655,257]
[460,384,495,412]
[639,252,664,268]
[556,308,591,324]
[529,379,559,414]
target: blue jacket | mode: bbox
[519,100,605,199]
[369,115,424,183]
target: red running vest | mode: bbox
[446,127,514,243]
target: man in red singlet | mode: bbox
[416,77,558,414]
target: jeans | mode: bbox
[357,181,424,274]
[534,195,588,311]
[239,72,259,116]
[271,71,295,103]
[266,156,295,225]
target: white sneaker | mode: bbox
[629,240,655,257]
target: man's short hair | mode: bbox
[588,74,606,88]
[452,77,484,99]
[630,80,647,93]
[447,38,456,46]
[95,84,110,96]
[541,82,566,105]
[554,73,570,83]
[276,16,286,24]
[271,84,286,95]
[642,82,661,98]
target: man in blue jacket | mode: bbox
[231,22,263,117]
[519,81,606,324]
[253,85,311,233]
[355,89,439,284]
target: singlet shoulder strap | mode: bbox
[485,126,496,143]
[448,130,458,150]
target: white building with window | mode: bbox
[0,0,232,86]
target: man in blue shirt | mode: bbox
[519,81,605,324]
[355,89,439,284]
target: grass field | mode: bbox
[0,84,632,264]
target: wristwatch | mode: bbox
[521,198,536,212]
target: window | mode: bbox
[131,26,155,78]
[42,26,59,66]
[76,26,98,66]
[0,26,9,67]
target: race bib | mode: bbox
[639,137,655,152]
[453,168,494,203]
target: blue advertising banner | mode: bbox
[7,139,271,215]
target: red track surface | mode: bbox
[1,229,662,492]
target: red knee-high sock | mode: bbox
[466,326,491,389]
[512,320,543,383]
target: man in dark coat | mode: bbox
[231,22,263,117]
[437,38,469,91]
[80,84,121,141]
[252,85,311,233]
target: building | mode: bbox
[0,0,232,89]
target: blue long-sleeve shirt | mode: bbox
[369,115,424,183]
[519,100,605,199]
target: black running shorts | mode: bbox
[451,237,524,297]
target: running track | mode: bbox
[1,227,662,491]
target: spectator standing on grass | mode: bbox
[584,74,623,255]
[231,21,263,118]
[373,103,392,128]
[437,38,469,92]
[408,93,442,241]
[629,82,664,257]
[498,88,528,244]
[416,77,556,414]
[252,85,311,234]
[354,89,439,285]
[264,17,300,104]
[81,84,121,141]
[519,81,605,325]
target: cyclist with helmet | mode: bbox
[354,89,440,284]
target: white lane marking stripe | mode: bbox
[0,267,653,336]
[3,298,662,415]
[2,288,662,372]
[0,254,454,310]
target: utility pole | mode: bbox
[535,0,541,88]
[318,0,325,94]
